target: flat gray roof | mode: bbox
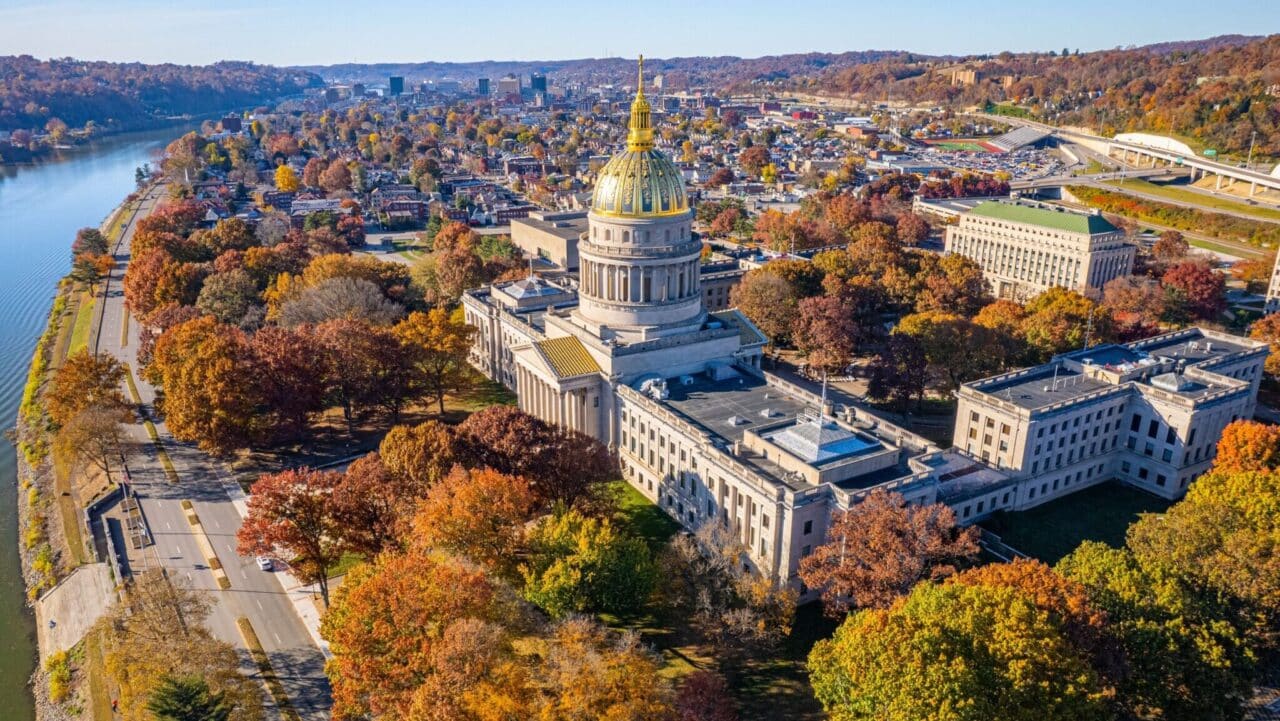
[976,365,1116,410]
[663,375,815,489]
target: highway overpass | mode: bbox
[970,112,1280,197]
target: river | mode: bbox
[0,125,188,718]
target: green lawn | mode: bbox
[981,480,1172,564]
[1104,178,1280,223]
[68,291,95,354]
[931,141,988,152]
[609,480,680,551]
[327,551,366,579]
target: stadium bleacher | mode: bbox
[989,126,1051,152]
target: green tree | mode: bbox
[521,509,656,618]
[1057,542,1256,721]
[1021,287,1114,360]
[146,675,232,721]
[808,582,1113,721]
[895,311,1003,393]
[1125,466,1280,636]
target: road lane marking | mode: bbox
[212,518,220,529]
[273,632,281,645]
[165,521,172,529]
[256,599,263,611]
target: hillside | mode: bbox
[794,34,1280,157]
[0,57,323,134]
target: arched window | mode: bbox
[623,230,630,243]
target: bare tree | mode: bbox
[53,404,132,480]
[278,277,405,328]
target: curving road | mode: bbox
[93,185,331,720]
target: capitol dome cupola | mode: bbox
[589,56,689,218]
[575,56,703,341]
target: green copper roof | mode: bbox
[968,201,1118,235]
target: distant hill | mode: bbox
[1134,34,1262,55]
[0,57,324,133]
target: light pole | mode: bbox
[1246,130,1257,171]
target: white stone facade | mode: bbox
[954,328,1266,504]
[944,200,1136,300]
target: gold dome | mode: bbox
[590,56,689,217]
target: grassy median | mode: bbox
[236,617,301,721]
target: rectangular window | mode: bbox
[1138,467,1149,480]
[1130,415,1141,432]
[1156,474,1167,487]
[803,520,812,535]
[1148,420,1160,439]
[1165,428,1177,444]
[1121,461,1131,473]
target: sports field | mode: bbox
[924,139,998,153]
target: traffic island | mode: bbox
[181,501,231,590]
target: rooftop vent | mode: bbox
[726,415,748,426]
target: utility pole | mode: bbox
[1083,306,1095,350]
[1247,130,1257,171]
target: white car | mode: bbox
[255,556,273,572]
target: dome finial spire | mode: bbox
[627,54,654,151]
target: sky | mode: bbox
[1,0,1277,67]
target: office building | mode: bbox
[530,73,547,93]
[497,75,521,96]
[954,327,1266,503]
[944,200,1135,300]
[477,77,490,96]
[388,76,404,96]
[510,210,590,270]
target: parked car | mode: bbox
[255,556,273,572]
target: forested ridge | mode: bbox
[794,34,1280,156]
[0,57,322,133]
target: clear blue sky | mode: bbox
[2,0,1276,66]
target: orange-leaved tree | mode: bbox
[237,467,345,607]
[799,488,979,616]
[1213,419,1280,473]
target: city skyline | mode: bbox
[0,0,1277,66]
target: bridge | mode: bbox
[970,112,1280,197]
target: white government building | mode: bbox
[463,59,1266,589]
[943,199,1136,300]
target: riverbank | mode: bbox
[1,115,221,167]
[13,192,142,721]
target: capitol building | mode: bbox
[462,59,1266,590]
